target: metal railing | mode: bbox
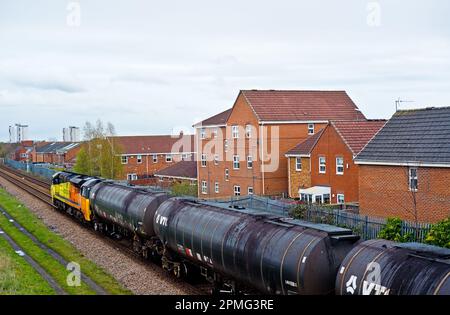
[4,159,56,181]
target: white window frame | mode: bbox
[295,157,302,171]
[152,154,158,163]
[225,168,229,181]
[121,156,128,164]
[201,180,208,194]
[200,128,206,139]
[248,186,254,195]
[127,173,137,181]
[213,128,218,139]
[234,185,241,196]
[233,155,240,170]
[137,155,143,164]
[409,167,418,191]
[308,123,315,135]
[215,182,219,194]
[232,125,239,139]
[201,154,207,167]
[247,155,253,169]
[245,124,252,138]
[166,154,173,163]
[224,139,229,152]
[337,194,345,204]
[319,156,326,174]
[336,157,344,175]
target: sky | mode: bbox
[1,0,450,142]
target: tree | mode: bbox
[73,120,123,179]
[73,147,89,174]
[378,217,412,243]
[170,182,198,197]
[425,218,450,248]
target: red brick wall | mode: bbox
[197,92,327,198]
[359,165,450,223]
[310,125,359,203]
[121,153,190,179]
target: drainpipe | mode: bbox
[260,122,265,195]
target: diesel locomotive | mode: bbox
[51,171,450,295]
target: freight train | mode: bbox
[51,171,450,295]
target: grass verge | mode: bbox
[0,236,55,295]
[0,188,132,295]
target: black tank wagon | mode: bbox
[90,181,169,238]
[153,198,360,294]
[336,240,450,295]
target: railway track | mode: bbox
[0,164,209,295]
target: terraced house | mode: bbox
[114,134,195,181]
[285,120,386,204]
[355,107,450,223]
[194,90,367,199]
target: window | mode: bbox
[245,125,252,138]
[337,194,345,204]
[201,154,207,167]
[233,155,240,169]
[166,154,173,163]
[121,156,128,164]
[247,155,253,169]
[137,155,142,164]
[248,186,254,195]
[234,185,241,196]
[409,168,418,191]
[215,182,219,194]
[336,157,344,175]
[127,173,137,181]
[315,195,322,204]
[323,194,331,204]
[214,154,219,165]
[213,128,218,139]
[152,154,158,163]
[225,168,229,181]
[308,123,315,135]
[232,125,239,139]
[295,157,302,171]
[224,140,229,152]
[319,156,326,174]
[200,128,206,139]
[201,181,208,194]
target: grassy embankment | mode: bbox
[0,188,132,295]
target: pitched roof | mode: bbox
[332,120,387,155]
[355,107,450,165]
[154,161,197,179]
[194,108,232,127]
[113,134,195,155]
[285,129,325,156]
[241,90,366,122]
[36,142,80,153]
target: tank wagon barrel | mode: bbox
[153,198,360,295]
[336,240,450,295]
[90,182,169,238]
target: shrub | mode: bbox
[170,181,198,197]
[290,203,308,220]
[425,218,450,248]
[378,217,412,242]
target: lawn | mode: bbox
[0,188,132,295]
[0,236,55,295]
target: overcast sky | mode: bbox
[1,0,450,141]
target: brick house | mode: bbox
[194,90,366,199]
[154,160,197,188]
[33,142,81,166]
[355,107,450,223]
[286,120,386,204]
[12,140,35,162]
[114,134,195,181]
